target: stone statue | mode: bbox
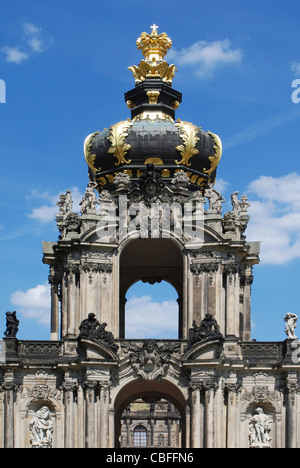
[80,182,97,214]
[231,191,240,215]
[205,186,225,214]
[4,311,19,338]
[284,313,298,340]
[79,314,119,353]
[57,190,73,216]
[79,313,101,338]
[249,407,272,448]
[188,314,222,348]
[29,406,53,448]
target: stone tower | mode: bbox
[1,26,299,449]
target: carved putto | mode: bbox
[29,406,54,449]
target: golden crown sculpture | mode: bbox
[129,24,177,85]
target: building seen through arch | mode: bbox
[1,25,300,449]
[120,399,182,448]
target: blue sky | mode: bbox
[1,0,300,341]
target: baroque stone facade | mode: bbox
[1,25,300,449]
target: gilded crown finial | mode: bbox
[129,25,177,85]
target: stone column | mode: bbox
[109,409,115,448]
[84,381,98,448]
[224,383,240,448]
[66,265,78,338]
[207,265,219,318]
[63,382,78,449]
[242,265,253,341]
[2,382,16,448]
[203,380,217,449]
[185,405,191,448]
[285,382,299,448]
[61,270,68,337]
[49,270,61,341]
[99,383,110,448]
[190,386,201,448]
[224,265,239,337]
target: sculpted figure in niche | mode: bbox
[284,313,298,340]
[29,406,53,448]
[249,407,272,448]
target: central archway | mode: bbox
[114,379,187,448]
[119,238,184,339]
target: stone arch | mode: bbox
[113,378,187,448]
[119,238,184,339]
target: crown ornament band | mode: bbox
[129,24,177,85]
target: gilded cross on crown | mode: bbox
[150,24,159,34]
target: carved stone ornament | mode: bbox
[121,339,181,381]
[27,385,57,401]
[139,163,165,200]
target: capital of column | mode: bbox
[201,379,218,392]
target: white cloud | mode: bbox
[291,62,300,75]
[168,39,243,77]
[125,295,179,339]
[223,108,300,150]
[246,173,300,264]
[1,46,28,64]
[22,22,42,36]
[27,187,83,224]
[1,21,46,65]
[28,205,58,224]
[27,38,44,53]
[10,282,51,327]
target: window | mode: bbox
[133,425,147,447]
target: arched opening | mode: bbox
[115,379,186,448]
[125,280,179,339]
[119,239,183,339]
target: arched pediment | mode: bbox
[79,338,120,361]
[183,336,224,361]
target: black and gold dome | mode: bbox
[84,25,222,193]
